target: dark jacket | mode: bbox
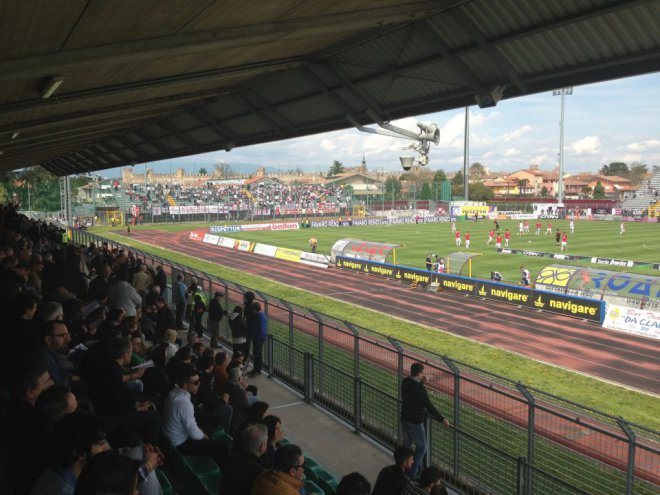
[208,298,226,322]
[371,465,409,495]
[196,370,224,411]
[401,376,444,424]
[229,312,247,340]
[220,451,266,495]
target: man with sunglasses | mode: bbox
[162,365,229,467]
[251,443,306,495]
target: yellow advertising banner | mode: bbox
[275,247,302,262]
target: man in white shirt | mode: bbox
[162,366,229,467]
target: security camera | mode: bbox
[417,122,440,144]
[400,156,415,171]
[475,86,505,109]
[225,141,236,152]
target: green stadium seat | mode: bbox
[197,471,221,495]
[155,469,173,495]
[316,471,339,495]
[304,479,326,495]
[184,455,220,475]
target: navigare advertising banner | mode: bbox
[335,256,604,322]
[603,305,660,340]
[530,291,603,322]
[476,282,533,305]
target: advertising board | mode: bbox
[275,247,302,262]
[236,240,253,252]
[253,243,278,257]
[335,256,604,322]
[210,225,241,233]
[202,234,220,244]
[299,252,330,269]
[603,305,659,340]
[219,237,236,248]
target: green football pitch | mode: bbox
[145,218,659,282]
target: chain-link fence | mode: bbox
[73,229,660,495]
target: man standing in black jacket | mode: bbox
[401,362,449,479]
[208,291,227,349]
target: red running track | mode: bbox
[126,228,660,395]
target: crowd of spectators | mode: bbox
[123,181,349,211]
[0,203,451,495]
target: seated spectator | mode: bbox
[41,319,73,386]
[35,384,78,432]
[219,423,268,495]
[402,466,445,494]
[162,366,229,467]
[195,354,233,433]
[372,446,414,495]
[337,472,372,495]
[165,346,194,384]
[262,414,284,467]
[251,443,306,495]
[107,269,142,318]
[74,449,140,495]
[85,336,160,446]
[191,341,205,366]
[222,366,257,431]
[211,351,229,394]
[233,401,269,452]
[30,411,111,495]
[162,328,179,365]
[6,358,54,494]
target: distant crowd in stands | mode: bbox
[123,181,350,210]
[0,202,450,495]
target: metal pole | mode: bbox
[617,418,636,495]
[554,87,572,205]
[559,92,565,204]
[463,106,469,201]
[27,180,30,211]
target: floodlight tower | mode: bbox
[553,87,573,205]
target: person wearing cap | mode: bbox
[208,291,227,349]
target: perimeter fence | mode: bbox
[73,229,660,495]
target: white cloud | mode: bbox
[320,139,336,152]
[626,139,660,151]
[503,125,532,143]
[504,148,520,157]
[571,136,601,154]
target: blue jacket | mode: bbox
[254,312,268,341]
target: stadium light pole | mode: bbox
[553,87,572,205]
[463,106,469,201]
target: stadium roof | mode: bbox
[1,0,660,176]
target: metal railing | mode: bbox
[72,229,660,495]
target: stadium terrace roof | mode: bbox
[1,0,659,176]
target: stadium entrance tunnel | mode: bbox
[330,239,401,264]
[446,252,482,277]
[534,264,660,310]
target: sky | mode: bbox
[105,72,660,178]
